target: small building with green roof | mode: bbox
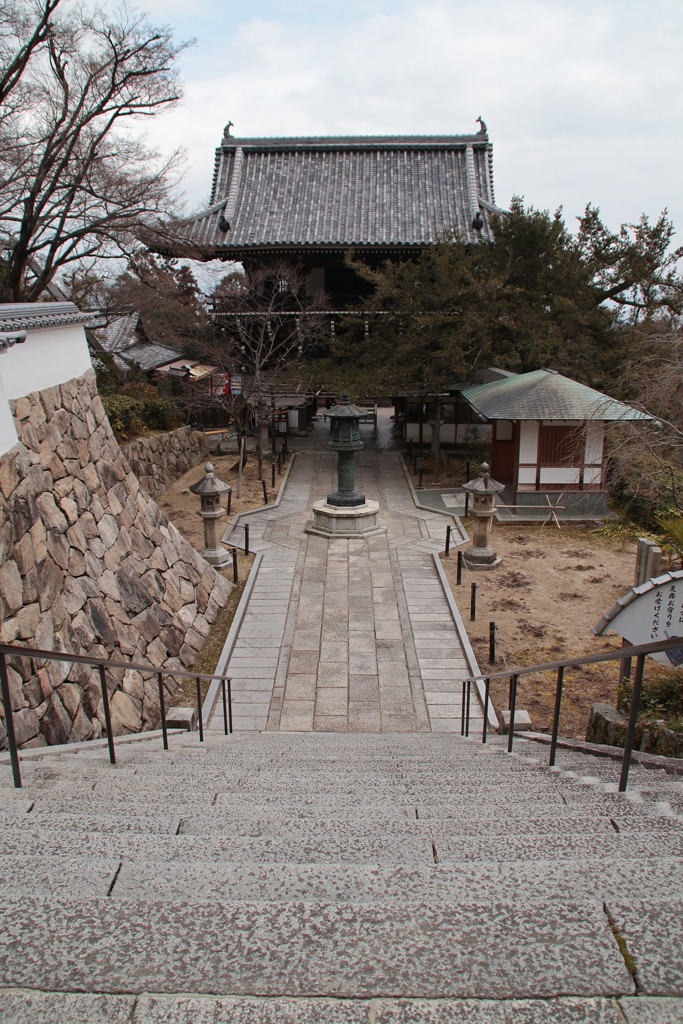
[460,368,650,517]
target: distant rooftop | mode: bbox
[185,123,502,257]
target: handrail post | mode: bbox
[98,665,116,765]
[465,678,471,737]
[460,681,466,736]
[0,652,22,788]
[507,673,518,753]
[619,653,646,793]
[221,678,228,735]
[482,677,490,743]
[196,676,204,742]
[157,672,168,751]
[227,677,233,734]
[549,666,565,767]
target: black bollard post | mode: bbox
[244,523,250,555]
[232,547,238,584]
[271,463,276,488]
[261,479,268,503]
[489,621,496,665]
[470,581,477,621]
[227,489,231,515]
[457,549,463,585]
[445,524,451,556]
[464,492,470,516]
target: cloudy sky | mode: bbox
[133,0,682,239]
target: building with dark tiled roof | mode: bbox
[91,312,183,375]
[185,122,502,306]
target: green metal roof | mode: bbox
[460,369,650,422]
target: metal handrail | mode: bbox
[0,643,234,789]
[460,635,683,793]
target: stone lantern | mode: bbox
[326,392,366,506]
[189,462,231,568]
[306,392,385,538]
[463,462,505,570]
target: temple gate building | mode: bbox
[185,120,501,306]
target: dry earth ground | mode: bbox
[441,523,641,739]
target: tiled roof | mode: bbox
[186,128,498,254]
[0,302,98,331]
[94,314,181,371]
[113,342,183,373]
[461,369,651,422]
[102,313,141,354]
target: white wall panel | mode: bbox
[519,421,539,463]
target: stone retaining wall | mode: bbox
[0,370,231,750]
[122,427,208,499]
[586,702,683,758]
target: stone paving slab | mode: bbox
[213,447,476,734]
[133,995,369,1023]
[375,997,624,1023]
[1,991,649,1024]
[0,991,135,1024]
[0,822,435,864]
[0,856,119,898]
[109,857,682,904]
[606,899,683,995]
[0,897,633,998]
[620,998,683,1023]
[0,809,180,834]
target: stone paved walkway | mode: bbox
[212,423,480,733]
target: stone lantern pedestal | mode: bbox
[463,462,504,571]
[306,392,385,538]
[189,462,231,568]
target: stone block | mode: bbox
[499,710,533,734]
[165,707,197,731]
[109,689,143,735]
[0,561,23,615]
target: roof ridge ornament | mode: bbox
[476,116,488,135]
[223,121,234,142]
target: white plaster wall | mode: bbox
[519,421,539,463]
[585,422,604,465]
[540,468,581,485]
[518,467,536,485]
[584,466,602,485]
[0,369,19,455]
[1,323,92,400]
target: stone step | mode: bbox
[0,808,180,835]
[177,805,674,833]
[4,990,681,1024]
[1,853,680,906]
[105,855,682,904]
[0,895,634,999]
[2,823,679,866]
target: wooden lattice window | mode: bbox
[539,425,583,465]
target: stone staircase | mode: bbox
[0,731,681,1022]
